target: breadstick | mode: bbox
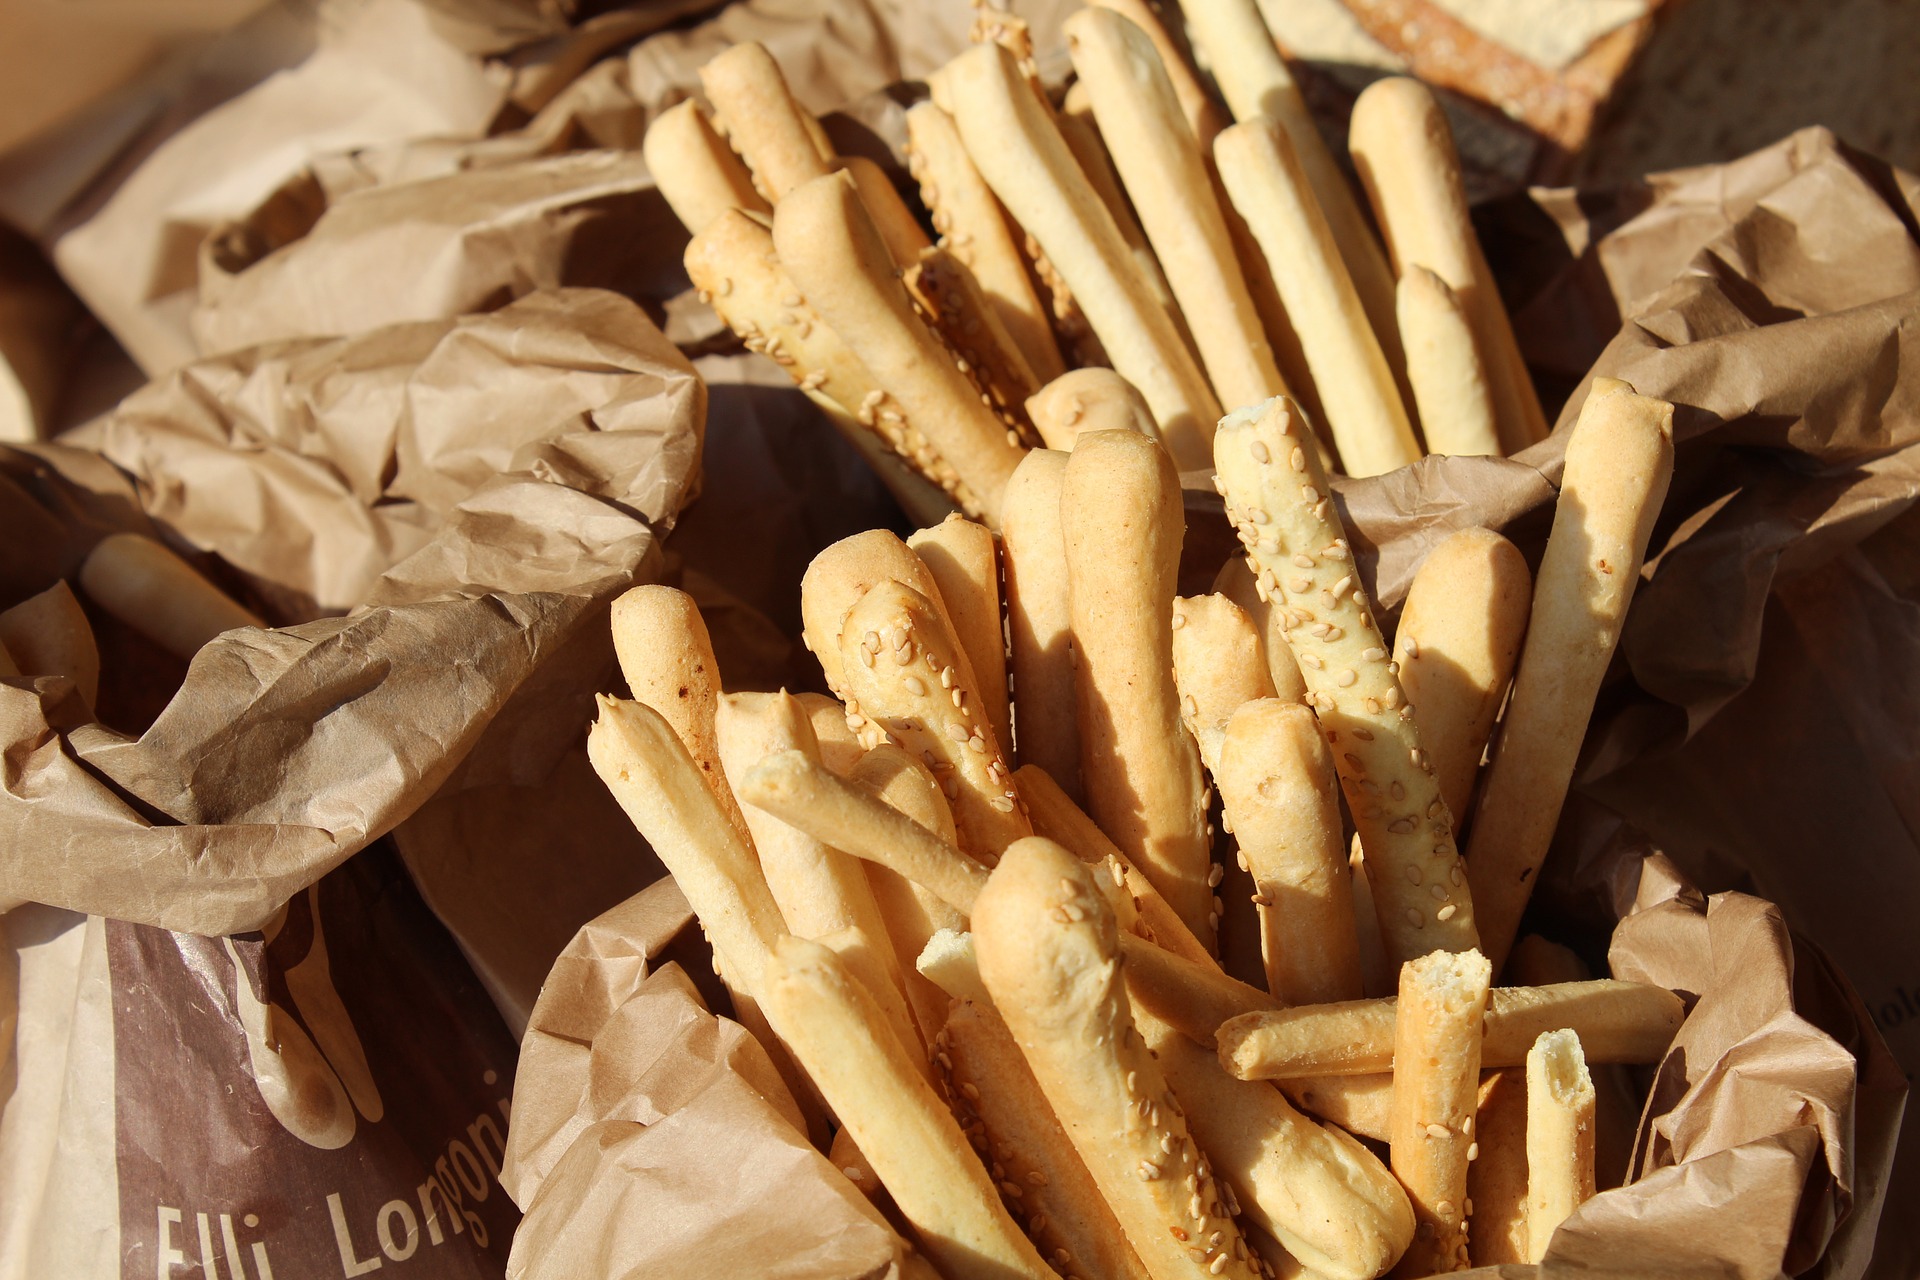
[686,210,970,515]
[1394,528,1532,821]
[972,837,1262,1279]
[1348,78,1547,455]
[827,1125,898,1222]
[714,692,921,1061]
[1291,1073,1394,1143]
[1000,450,1082,799]
[1388,948,1491,1276]
[1212,556,1307,706]
[1214,978,1684,1078]
[947,42,1220,467]
[1063,430,1213,942]
[836,154,932,268]
[1464,380,1674,973]
[79,532,263,660]
[0,579,99,709]
[798,691,864,776]
[1215,699,1363,1005]
[908,514,1012,754]
[1026,369,1155,451]
[1214,397,1476,964]
[1067,7,1285,415]
[761,936,1057,1280]
[913,928,989,1005]
[1089,0,1225,147]
[905,101,1065,385]
[1397,267,1501,458]
[1179,0,1403,389]
[800,530,971,701]
[901,243,1045,443]
[1215,119,1416,477]
[940,999,1156,1280]
[1506,935,1638,1192]
[643,100,769,235]
[698,42,829,202]
[1465,1070,1531,1266]
[1170,592,1276,772]
[774,171,1027,524]
[1524,1030,1596,1262]
[836,580,1030,862]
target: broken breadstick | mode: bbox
[774,171,1026,524]
[1000,451,1082,800]
[79,532,263,660]
[1212,556,1308,706]
[1215,699,1363,1005]
[947,42,1220,467]
[1214,397,1477,964]
[698,42,830,202]
[761,936,1057,1280]
[907,515,1012,756]
[1214,977,1684,1078]
[972,838,1262,1279]
[1170,592,1277,772]
[643,100,769,234]
[1348,78,1547,455]
[1464,379,1674,974]
[1397,266,1501,458]
[1063,430,1213,944]
[0,580,99,709]
[1525,1029,1597,1261]
[1026,369,1155,451]
[905,102,1065,385]
[1394,527,1532,822]
[1388,948,1492,1276]
[1215,119,1416,477]
[1066,7,1285,415]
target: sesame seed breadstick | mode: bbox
[1524,1030,1596,1261]
[78,532,263,661]
[1348,78,1547,455]
[1215,699,1363,1005]
[714,692,922,1064]
[1388,948,1492,1277]
[761,936,1058,1280]
[775,172,1028,525]
[1212,557,1308,707]
[902,242,1045,445]
[1002,451,1082,800]
[906,101,1066,386]
[800,530,973,702]
[1214,978,1684,1079]
[1171,592,1277,774]
[1464,1070,1531,1267]
[1063,430,1214,944]
[948,42,1220,468]
[1066,7,1286,416]
[836,580,1031,862]
[1464,380,1674,975]
[1213,397,1477,964]
[972,837,1263,1280]
[1394,528,1532,822]
[908,515,1013,756]
[1215,119,1416,478]
[643,100,770,235]
[1027,369,1155,451]
[698,42,830,202]
[1397,267,1501,458]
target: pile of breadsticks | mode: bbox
[644,0,1551,527]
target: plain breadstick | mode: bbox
[906,101,1065,385]
[762,937,1057,1280]
[1215,978,1685,1078]
[79,532,263,660]
[1067,7,1285,415]
[940,999,1156,1280]
[908,515,1012,755]
[0,580,99,709]
[774,172,1027,524]
[973,838,1262,1279]
[1026,368,1155,451]
[1090,0,1224,146]
[836,580,1030,861]
[1394,528,1532,822]
[999,451,1082,800]
[798,691,864,775]
[1389,948,1492,1277]
[1214,397,1477,964]
[643,100,769,235]
[1466,1070,1531,1266]
[1507,936,1639,1192]
[1349,78,1546,455]
[1216,699,1363,1005]
[800,530,972,701]
[1170,592,1276,772]
[1465,380,1674,973]
[948,42,1220,467]
[1063,430,1213,943]
[698,42,829,201]
[1215,119,1416,477]
[836,154,932,269]
[1397,266,1501,457]
[1525,1030,1597,1261]
[1212,556,1307,706]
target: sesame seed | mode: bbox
[1001,1181,1023,1198]
[1249,440,1271,464]
[1249,507,1270,524]
[1027,1170,1047,1186]
[894,644,915,665]
[1435,1197,1454,1217]
[1430,884,1447,900]
[859,648,874,668]
[1207,863,1223,887]
[990,796,1015,812]
[1405,865,1423,885]
[1354,727,1375,741]
[1336,668,1358,687]
[1288,576,1312,594]
[1406,908,1425,928]
[1427,1124,1449,1139]
[1437,904,1457,921]
[1290,447,1307,472]
[1363,647,1388,662]
[1171,612,1187,630]
[1344,752,1365,772]
[1467,1142,1479,1161]
[1330,575,1353,598]
[905,675,927,696]
[1300,652,1324,670]
[1210,1253,1229,1274]
[1138,1160,1161,1181]
[961,1082,981,1101]
[946,722,969,742]
[1389,816,1417,834]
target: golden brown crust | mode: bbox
[643,100,770,235]
[1396,267,1502,459]
[908,514,1013,757]
[1525,1030,1597,1261]
[78,532,263,661]
[698,42,830,202]
[1001,451,1082,799]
